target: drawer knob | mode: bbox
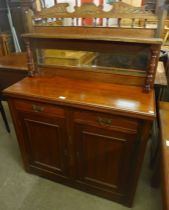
[97,117,112,126]
[32,104,44,112]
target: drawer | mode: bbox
[73,110,139,131]
[13,99,65,117]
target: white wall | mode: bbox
[44,0,143,7]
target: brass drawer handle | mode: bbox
[97,117,112,126]
[32,104,45,112]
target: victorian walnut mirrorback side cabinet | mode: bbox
[4,2,164,207]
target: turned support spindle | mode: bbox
[144,50,159,92]
[25,39,35,77]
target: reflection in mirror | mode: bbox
[37,48,150,74]
[37,49,96,66]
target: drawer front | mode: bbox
[73,110,138,131]
[13,99,65,117]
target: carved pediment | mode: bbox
[33,2,156,19]
[34,3,69,18]
[74,3,103,16]
[111,2,154,15]
[104,2,157,19]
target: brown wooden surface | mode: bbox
[23,32,163,44]
[33,27,159,39]
[160,102,169,210]
[4,76,155,120]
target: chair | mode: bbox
[0,33,10,57]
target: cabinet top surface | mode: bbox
[4,76,155,120]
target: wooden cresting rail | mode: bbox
[26,2,163,38]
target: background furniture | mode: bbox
[0,52,27,100]
[143,0,160,13]
[0,0,35,50]
[159,101,169,210]
[154,61,168,100]
[0,52,27,131]
[0,33,11,56]
[0,33,19,132]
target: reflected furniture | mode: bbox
[4,2,164,207]
[0,52,27,100]
[0,52,27,131]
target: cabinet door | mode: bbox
[73,111,138,199]
[15,101,69,180]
